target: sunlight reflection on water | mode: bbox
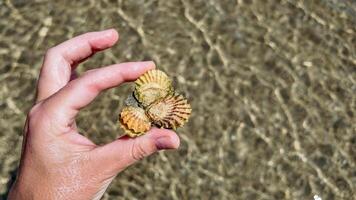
[313,194,322,200]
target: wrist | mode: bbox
[8,178,50,200]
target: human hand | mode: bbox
[8,29,180,200]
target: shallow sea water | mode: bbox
[0,0,355,199]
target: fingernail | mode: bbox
[102,29,118,38]
[155,136,174,150]
[91,29,119,49]
[142,61,155,66]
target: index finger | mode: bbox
[37,29,119,102]
[42,61,156,129]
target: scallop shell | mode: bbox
[119,106,151,137]
[146,94,191,129]
[134,69,174,107]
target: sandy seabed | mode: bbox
[0,0,355,199]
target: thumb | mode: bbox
[91,128,180,175]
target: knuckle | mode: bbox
[81,70,103,92]
[44,47,57,58]
[131,140,150,161]
[27,104,44,129]
[28,104,42,119]
[65,77,87,94]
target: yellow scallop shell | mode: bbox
[134,69,174,107]
[119,106,151,137]
[146,94,191,129]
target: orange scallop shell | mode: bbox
[119,106,151,137]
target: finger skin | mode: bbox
[36,29,119,102]
[42,61,156,129]
[91,128,180,175]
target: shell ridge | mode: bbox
[119,106,151,136]
[146,93,191,129]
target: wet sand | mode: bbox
[0,0,355,199]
